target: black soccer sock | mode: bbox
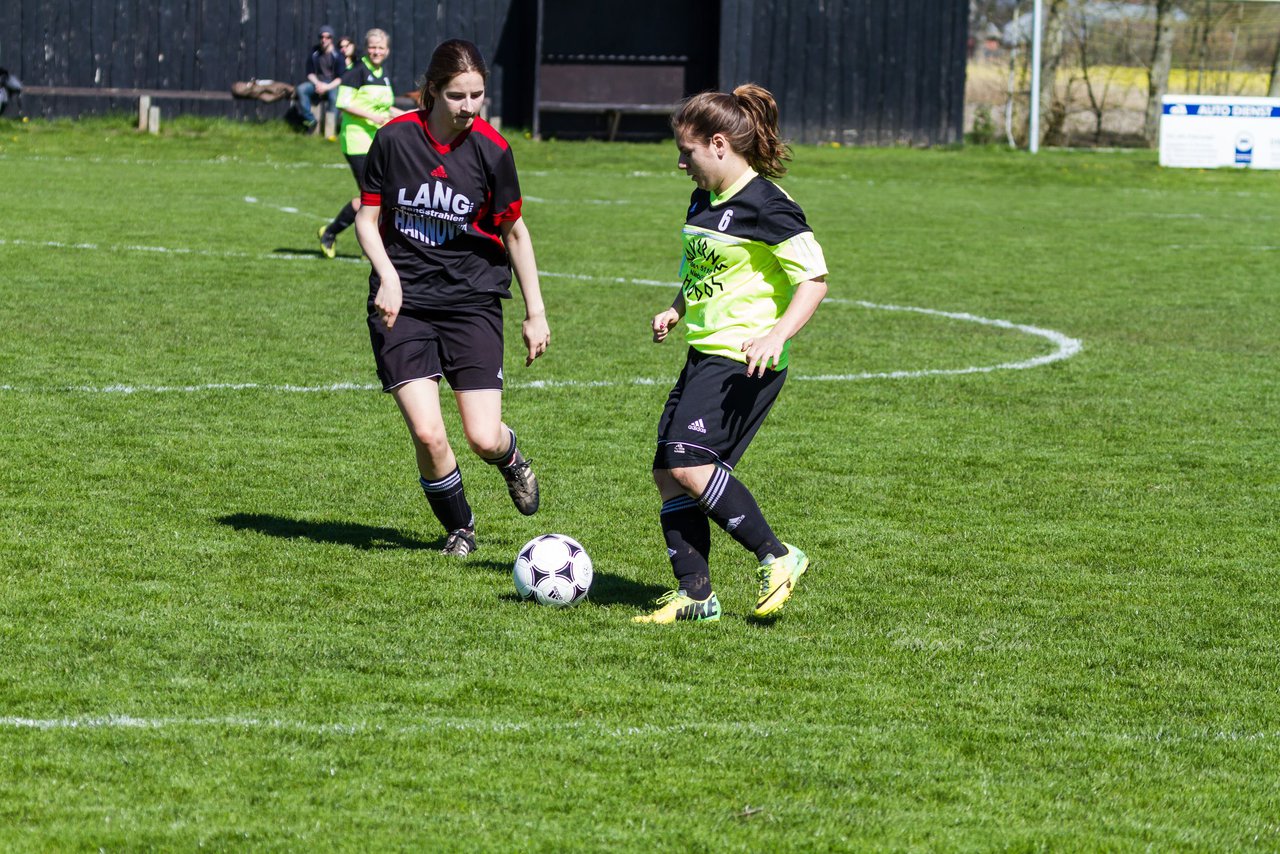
[329,201,357,236]
[419,468,474,533]
[698,467,785,562]
[661,495,712,600]
[481,427,518,469]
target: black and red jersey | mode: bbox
[360,113,523,309]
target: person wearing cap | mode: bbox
[295,25,342,131]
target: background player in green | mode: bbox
[635,84,829,625]
[318,28,404,258]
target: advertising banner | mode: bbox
[1159,95,1280,170]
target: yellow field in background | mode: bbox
[968,63,1273,95]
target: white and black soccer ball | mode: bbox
[513,534,593,607]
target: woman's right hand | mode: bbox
[652,307,681,343]
[374,273,403,329]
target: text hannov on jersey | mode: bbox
[393,180,476,247]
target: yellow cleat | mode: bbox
[633,590,721,624]
[317,225,336,259]
[753,544,809,618]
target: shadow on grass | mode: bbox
[585,573,668,608]
[494,572,668,609]
[218,513,437,551]
[219,513,667,606]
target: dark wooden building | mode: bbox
[1,0,966,146]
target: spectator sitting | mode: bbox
[295,25,341,131]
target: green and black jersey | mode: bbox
[336,57,394,156]
[679,169,827,369]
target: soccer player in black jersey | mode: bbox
[353,39,550,556]
[635,85,829,624]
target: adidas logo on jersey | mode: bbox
[431,165,448,179]
[687,418,707,434]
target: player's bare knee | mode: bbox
[464,427,506,459]
[653,469,686,501]
[668,466,705,495]
[410,424,450,458]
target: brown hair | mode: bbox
[672,83,791,179]
[417,39,488,114]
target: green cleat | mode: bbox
[753,544,809,618]
[633,590,721,624]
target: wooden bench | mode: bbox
[534,60,684,140]
[23,86,234,132]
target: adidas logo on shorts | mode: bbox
[687,418,707,434]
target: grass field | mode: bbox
[1,117,1278,850]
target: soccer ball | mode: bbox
[513,534,593,607]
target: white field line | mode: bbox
[0,714,764,737]
[0,155,669,180]
[0,237,366,265]
[0,382,381,394]
[539,270,673,287]
[1,238,1083,391]
[1,714,1277,744]
[807,298,1082,380]
[243,196,329,221]
[0,153,348,170]
[1164,243,1280,251]
[525,196,631,205]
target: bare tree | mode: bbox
[1145,0,1176,145]
[1069,6,1104,143]
[1038,0,1070,143]
[1270,30,1280,97]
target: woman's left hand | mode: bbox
[523,312,550,366]
[742,331,785,377]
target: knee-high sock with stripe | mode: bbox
[481,427,519,469]
[660,495,712,600]
[420,467,473,533]
[698,467,784,562]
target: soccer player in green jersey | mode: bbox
[635,84,829,625]
[318,28,404,258]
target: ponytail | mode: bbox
[672,83,791,178]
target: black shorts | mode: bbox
[346,153,367,191]
[368,298,504,393]
[654,348,786,471]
